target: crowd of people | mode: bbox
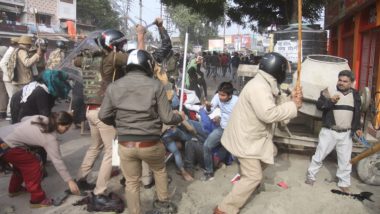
[0,16,363,214]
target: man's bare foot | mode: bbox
[339,186,350,193]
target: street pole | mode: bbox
[139,0,142,25]
[160,0,162,18]
[223,17,226,52]
[296,0,303,86]
[179,32,189,112]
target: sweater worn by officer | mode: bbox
[98,69,183,142]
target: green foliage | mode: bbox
[162,0,225,21]
[227,0,325,31]
[77,0,120,29]
[165,4,223,49]
[162,0,326,31]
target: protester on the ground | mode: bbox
[202,82,238,181]
[74,28,134,203]
[0,37,19,120]
[162,123,194,181]
[99,49,184,214]
[214,52,302,214]
[305,70,362,193]
[13,35,42,89]
[46,40,66,69]
[184,108,226,175]
[0,112,80,208]
[0,46,8,120]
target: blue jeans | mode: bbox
[203,127,224,174]
[187,120,208,142]
[162,126,192,169]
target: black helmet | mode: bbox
[56,40,66,49]
[97,29,127,52]
[259,52,288,84]
[125,49,155,76]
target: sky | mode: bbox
[126,0,253,38]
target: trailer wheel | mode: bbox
[357,153,380,186]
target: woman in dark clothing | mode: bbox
[10,69,71,123]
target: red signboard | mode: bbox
[231,34,252,49]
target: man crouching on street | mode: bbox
[98,49,185,214]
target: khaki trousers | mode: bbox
[77,108,116,195]
[141,161,153,185]
[218,158,263,214]
[119,142,169,214]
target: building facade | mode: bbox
[0,0,76,40]
[326,0,380,137]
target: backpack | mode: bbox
[6,48,19,82]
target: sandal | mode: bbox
[30,198,53,208]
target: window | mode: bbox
[36,14,51,27]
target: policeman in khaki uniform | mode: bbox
[99,49,184,214]
[46,40,66,69]
[215,53,303,214]
[74,27,144,206]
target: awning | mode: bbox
[0,5,22,13]
[0,31,33,38]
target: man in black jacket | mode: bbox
[305,70,362,193]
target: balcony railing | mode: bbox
[0,0,25,6]
[0,22,28,33]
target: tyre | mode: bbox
[357,153,380,186]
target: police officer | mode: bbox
[75,27,145,205]
[46,40,66,69]
[99,49,184,214]
[214,52,302,214]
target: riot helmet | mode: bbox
[259,52,289,84]
[97,29,127,52]
[56,40,66,49]
[125,49,155,76]
[35,38,48,50]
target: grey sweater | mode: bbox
[1,115,72,182]
[98,71,182,141]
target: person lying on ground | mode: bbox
[0,111,80,208]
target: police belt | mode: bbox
[119,141,159,148]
